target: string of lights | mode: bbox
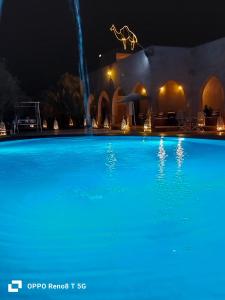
[110,24,138,51]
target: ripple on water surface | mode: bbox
[0,137,225,300]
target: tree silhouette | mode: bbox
[42,73,84,128]
[0,60,22,121]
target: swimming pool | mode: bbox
[0,136,225,299]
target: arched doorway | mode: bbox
[98,91,111,127]
[158,81,186,113]
[132,83,150,125]
[202,76,225,115]
[112,87,127,127]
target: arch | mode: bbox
[202,76,225,114]
[113,87,125,99]
[158,80,186,113]
[98,91,111,126]
[112,87,127,127]
[132,82,149,96]
[132,82,150,125]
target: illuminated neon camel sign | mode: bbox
[110,24,138,51]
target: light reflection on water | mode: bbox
[176,138,185,169]
[105,143,117,173]
[158,137,167,179]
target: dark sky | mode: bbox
[0,0,225,96]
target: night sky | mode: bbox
[0,0,225,96]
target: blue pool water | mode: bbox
[0,136,225,299]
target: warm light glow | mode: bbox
[107,70,112,78]
[144,116,152,133]
[54,119,59,130]
[178,85,183,91]
[141,88,147,96]
[160,86,165,93]
[197,112,205,128]
[104,117,110,129]
[110,24,138,51]
[43,120,48,129]
[99,54,102,58]
[69,118,74,127]
[0,121,6,136]
[121,117,127,131]
[92,118,98,129]
[217,116,225,132]
[121,117,130,132]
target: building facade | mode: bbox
[88,38,225,129]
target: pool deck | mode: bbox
[1,128,225,142]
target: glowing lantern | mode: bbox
[144,116,152,133]
[126,119,130,131]
[0,121,6,136]
[107,70,112,79]
[121,117,130,132]
[92,118,98,129]
[178,85,183,91]
[197,112,205,128]
[54,119,59,130]
[160,86,165,93]
[69,118,74,127]
[43,120,48,129]
[217,116,225,132]
[141,88,147,96]
[121,117,127,131]
[104,117,110,129]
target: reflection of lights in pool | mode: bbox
[105,143,117,172]
[176,138,185,168]
[158,137,167,178]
